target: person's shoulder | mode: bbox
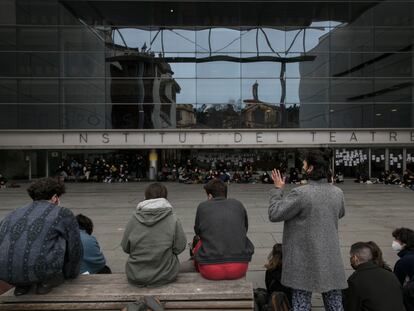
[59,206,76,218]
[226,198,244,206]
[331,184,344,194]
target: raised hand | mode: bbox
[271,169,285,189]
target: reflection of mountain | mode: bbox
[107,48,180,129]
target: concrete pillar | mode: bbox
[403,148,407,171]
[149,149,158,181]
[385,148,390,171]
[46,151,49,178]
[368,148,372,179]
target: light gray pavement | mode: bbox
[0,182,413,309]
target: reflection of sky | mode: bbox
[113,24,340,106]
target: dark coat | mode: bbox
[265,267,292,302]
[194,197,254,264]
[395,249,414,285]
[344,261,405,311]
[0,201,82,285]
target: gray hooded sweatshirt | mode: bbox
[121,198,187,287]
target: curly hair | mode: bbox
[302,148,332,181]
[76,214,93,235]
[27,177,65,201]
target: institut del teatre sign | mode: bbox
[0,130,413,149]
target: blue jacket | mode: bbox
[79,230,106,274]
[394,249,414,285]
[0,201,82,284]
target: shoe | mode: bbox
[14,285,31,296]
[36,274,64,295]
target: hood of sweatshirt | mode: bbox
[134,198,173,226]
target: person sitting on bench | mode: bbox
[121,183,187,286]
[0,178,82,296]
[76,214,111,274]
[193,179,254,280]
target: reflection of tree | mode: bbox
[196,103,241,128]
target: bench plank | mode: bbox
[0,300,253,310]
[0,273,254,311]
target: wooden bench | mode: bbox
[0,273,254,311]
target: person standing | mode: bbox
[0,178,82,296]
[268,149,347,311]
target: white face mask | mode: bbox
[392,240,403,252]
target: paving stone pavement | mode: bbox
[0,181,413,309]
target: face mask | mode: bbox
[392,241,403,252]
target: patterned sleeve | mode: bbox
[58,207,83,279]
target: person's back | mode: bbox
[345,243,405,311]
[194,179,254,280]
[121,183,186,286]
[76,214,109,274]
[0,178,82,295]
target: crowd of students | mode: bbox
[354,169,414,190]
[0,149,413,311]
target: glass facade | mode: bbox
[1,0,414,129]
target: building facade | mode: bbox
[0,0,413,179]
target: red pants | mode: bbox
[193,240,249,280]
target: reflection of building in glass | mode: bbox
[176,104,196,128]
[242,81,279,128]
[108,47,180,129]
[299,0,414,128]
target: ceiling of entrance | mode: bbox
[60,1,379,28]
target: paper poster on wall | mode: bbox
[381,155,385,160]
[397,163,402,168]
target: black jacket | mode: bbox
[265,267,292,301]
[344,261,405,311]
[395,249,414,285]
[194,197,254,264]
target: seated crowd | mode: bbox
[354,169,414,190]
[0,172,414,311]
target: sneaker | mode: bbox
[14,285,31,296]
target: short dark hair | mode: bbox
[302,149,332,180]
[76,214,93,235]
[204,179,227,198]
[145,183,168,200]
[27,177,65,201]
[392,228,414,250]
[350,242,373,263]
